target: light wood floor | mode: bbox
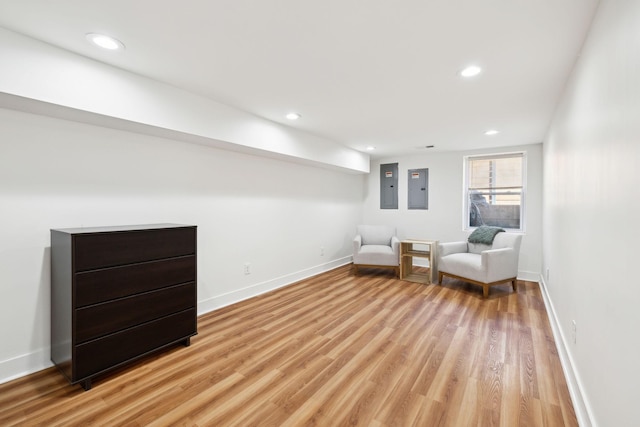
[0,265,576,426]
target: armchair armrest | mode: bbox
[481,247,518,282]
[353,234,362,255]
[438,241,468,257]
[391,236,400,256]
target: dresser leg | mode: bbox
[184,337,191,347]
[81,378,92,391]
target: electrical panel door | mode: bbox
[408,168,428,209]
[380,163,398,209]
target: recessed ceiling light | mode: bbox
[484,129,500,136]
[86,33,125,50]
[285,112,301,120]
[460,65,482,78]
[365,146,376,151]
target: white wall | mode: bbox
[0,107,365,383]
[362,144,542,278]
[542,1,640,426]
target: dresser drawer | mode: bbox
[73,227,196,271]
[75,255,195,307]
[75,282,196,343]
[74,308,196,381]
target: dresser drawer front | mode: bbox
[75,256,195,307]
[73,227,196,271]
[76,282,196,343]
[74,308,196,381]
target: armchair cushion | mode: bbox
[357,225,394,246]
[438,241,468,257]
[355,244,398,266]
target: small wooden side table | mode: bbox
[399,239,438,284]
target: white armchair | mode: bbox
[352,225,400,276]
[437,232,522,298]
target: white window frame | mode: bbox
[463,151,527,232]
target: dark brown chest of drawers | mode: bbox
[50,224,197,390]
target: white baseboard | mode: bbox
[0,256,352,386]
[538,275,596,427]
[0,348,52,386]
[517,270,540,282]
[197,256,352,316]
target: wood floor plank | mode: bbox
[283,325,396,426]
[0,265,577,426]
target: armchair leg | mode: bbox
[352,264,359,276]
[483,285,489,299]
[438,272,443,285]
[512,279,517,292]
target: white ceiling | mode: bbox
[0,0,599,158]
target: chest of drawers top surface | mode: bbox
[52,224,196,271]
[51,223,192,234]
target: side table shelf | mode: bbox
[400,239,438,284]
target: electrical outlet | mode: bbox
[244,262,251,275]
[571,320,577,344]
[320,246,325,256]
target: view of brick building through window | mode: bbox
[466,153,524,230]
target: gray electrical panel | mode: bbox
[408,168,428,209]
[380,163,398,209]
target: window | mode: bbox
[464,152,525,231]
